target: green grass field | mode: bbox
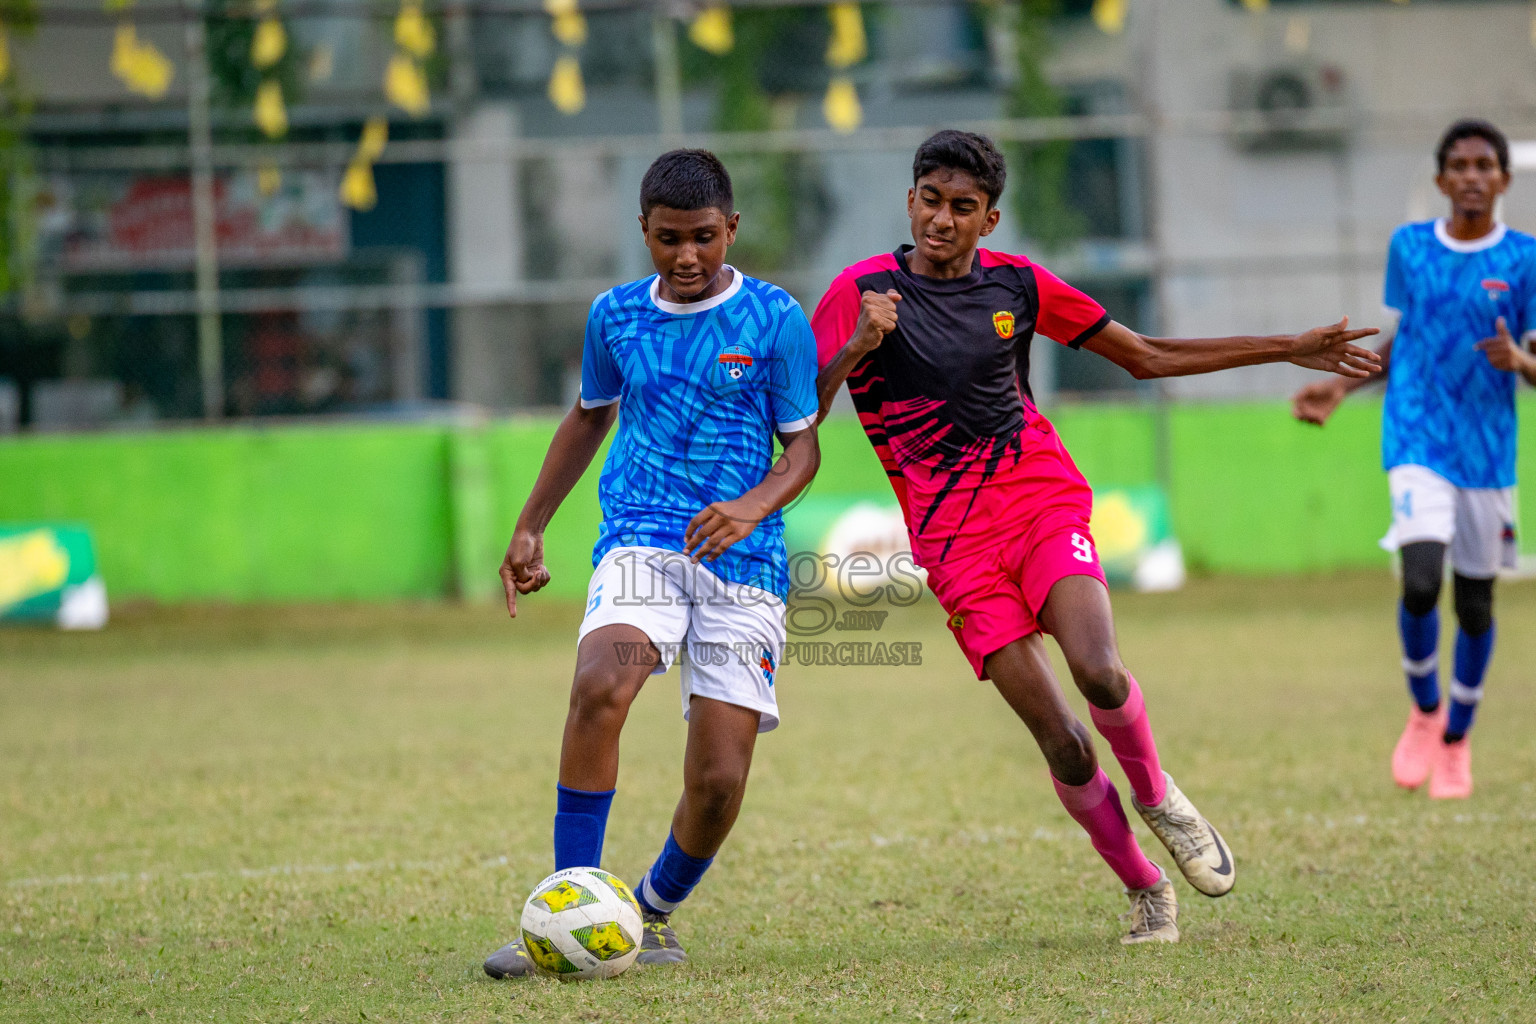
[4,574,1535,1022]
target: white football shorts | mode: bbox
[577,546,785,733]
[1380,464,1517,579]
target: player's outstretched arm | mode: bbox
[1476,317,1536,388]
[499,400,618,617]
[683,426,821,564]
[1080,318,1380,385]
[815,290,900,425]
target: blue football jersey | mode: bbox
[580,268,818,600]
[1382,220,1536,488]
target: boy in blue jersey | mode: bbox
[483,150,820,976]
[1294,119,1536,799]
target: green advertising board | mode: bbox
[0,524,108,628]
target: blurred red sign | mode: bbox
[46,170,347,271]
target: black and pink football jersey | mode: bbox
[811,246,1110,564]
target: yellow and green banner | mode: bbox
[782,484,1185,597]
[0,524,108,628]
[1088,485,1184,592]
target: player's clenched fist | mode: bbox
[853,289,901,352]
[499,528,551,618]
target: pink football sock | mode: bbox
[1088,675,1166,807]
[1052,768,1163,891]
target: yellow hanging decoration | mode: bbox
[1240,0,1268,11]
[252,16,287,70]
[341,160,378,212]
[552,11,588,47]
[385,52,431,116]
[254,78,288,138]
[0,24,10,83]
[823,3,864,132]
[823,75,861,134]
[544,0,587,47]
[359,116,389,162]
[394,1,436,59]
[1091,0,1127,35]
[544,0,587,116]
[826,3,866,69]
[548,54,585,115]
[111,23,175,99]
[258,164,283,197]
[340,117,387,212]
[689,6,734,56]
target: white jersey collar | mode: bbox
[1433,218,1506,254]
[648,266,743,315]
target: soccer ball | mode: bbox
[519,867,643,980]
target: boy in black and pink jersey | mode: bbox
[812,130,1380,943]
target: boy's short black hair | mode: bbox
[912,130,1008,208]
[1436,119,1509,175]
[639,149,734,216]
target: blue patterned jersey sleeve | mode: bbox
[580,296,622,408]
[1521,254,1536,342]
[1383,227,1410,315]
[769,300,818,433]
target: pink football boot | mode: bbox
[1391,705,1446,789]
[1428,737,1473,800]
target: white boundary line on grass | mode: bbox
[8,809,1532,892]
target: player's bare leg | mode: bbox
[485,625,660,979]
[671,696,760,859]
[985,633,1099,786]
[632,695,761,965]
[1041,576,1235,897]
[557,623,662,790]
[984,635,1176,943]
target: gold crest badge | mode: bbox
[992,310,1015,339]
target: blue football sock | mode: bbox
[1447,622,1495,740]
[636,831,714,915]
[1398,602,1440,712]
[553,784,615,871]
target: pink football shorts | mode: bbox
[923,501,1107,680]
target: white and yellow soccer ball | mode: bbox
[519,867,643,980]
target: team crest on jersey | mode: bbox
[715,345,754,384]
[1483,278,1511,301]
[992,310,1015,339]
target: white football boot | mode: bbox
[1132,771,1235,897]
[1122,873,1179,944]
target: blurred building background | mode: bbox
[3,0,1536,432]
